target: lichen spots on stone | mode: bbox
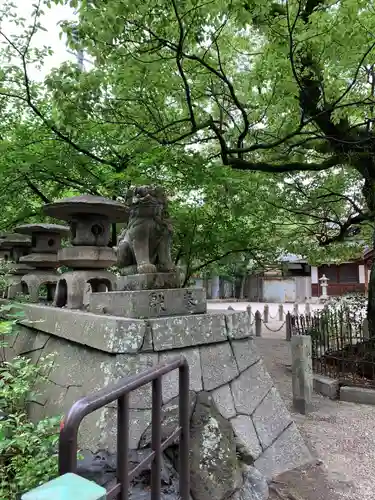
[200,416,224,470]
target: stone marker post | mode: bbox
[278,304,283,321]
[263,304,269,323]
[286,312,292,341]
[255,310,262,337]
[305,303,311,317]
[291,335,313,415]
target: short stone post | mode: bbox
[293,303,299,316]
[263,304,269,323]
[255,310,262,337]
[227,305,235,311]
[291,335,313,414]
[278,304,283,321]
[305,303,311,317]
[286,312,292,341]
[21,473,106,499]
[246,305,252,330]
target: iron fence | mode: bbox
[291,309,375,388]
[59,356,190,500]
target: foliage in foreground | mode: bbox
[0,318,60,499]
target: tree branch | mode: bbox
[226,154,342,173]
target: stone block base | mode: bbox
[3,300,311,481]
[54,270,117,309]
[117,272,180,291]
[313,375,339,399]
[21,270,59,303]
[340,386,375,405]
[89,288,206,318]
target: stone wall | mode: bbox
[3,301,312,482]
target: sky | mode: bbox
[1,1,88,81]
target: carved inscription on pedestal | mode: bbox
[149,291,166,314]
[184,290,198,312]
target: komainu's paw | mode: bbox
[137,263,157,274]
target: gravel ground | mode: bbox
[255,337,375,500]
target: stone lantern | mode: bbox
[319,274,329,302]
[0,233,33,299]
[43,195,128,309]
[14,224,70,303]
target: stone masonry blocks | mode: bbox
[230,360,273,415]
[2,299,312,477]
[114,354,159,409]
[211,384,236,419]
[14,302,148,353]
[231,414,262,460]
[231,337,260,372]
[251,387,292,450]
[150,313,228,350]
[158,348,202,403]
[200,342,239,391]
[254,423,313,479]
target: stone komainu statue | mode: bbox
[117,185,177,275]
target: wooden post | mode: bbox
[291,335,313,414]
[286,312,292,341]
[255,310,262,337]
[263,304,269,323]
[278,304,283,321]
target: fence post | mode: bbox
[255,310,262,337]
[263,304,269,323]
[21,473,106,500]
[246,305,252,331]
[305,303,311,317]
[278,304,283,321]
[291,335,313,415]
[286,312,292,341]
[293,303,299,316]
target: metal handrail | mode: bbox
[59,356,190,500]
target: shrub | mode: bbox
[0,312,61,499]
[324,292,367,326]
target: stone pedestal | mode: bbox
[15,224,70,303]
[89,288,206,318]
[43,195,128,309]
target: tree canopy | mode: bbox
[0,0,373,286]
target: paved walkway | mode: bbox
[255,337,375,499]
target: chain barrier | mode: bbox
[261,320,287,333]
[268,312,280,320]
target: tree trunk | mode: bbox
[239,275,246,299]
[368,238,375,337]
